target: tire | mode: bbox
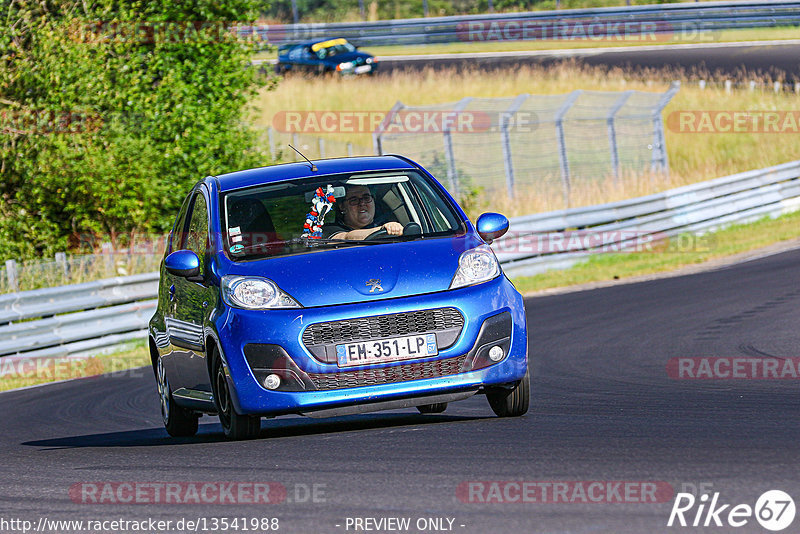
[417,403,448,414]
[156,355,199,437]
[487,370,530,417]
[212,348,261,440]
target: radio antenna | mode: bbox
[289,144,317,172]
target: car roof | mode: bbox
[214,155,418,192]
[286,38,349,48]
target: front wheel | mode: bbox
[212,348,261,440]
[487,370,530,417]
[156,355,198,437]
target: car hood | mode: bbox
[225,235,480,308]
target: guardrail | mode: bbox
[242,1,800,47]
[495,160,800,277]
[2,159,799,361]
[0,273,158,361]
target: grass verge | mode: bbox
[511,209,800,293]
[256,62,800,217]
[0,341,151,393]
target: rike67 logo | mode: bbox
[668,490,795,531]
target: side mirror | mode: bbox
[165,250,200,278]
[476,213,509,244]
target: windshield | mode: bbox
[222,170,466,261]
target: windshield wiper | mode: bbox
[231,237,384,256]
[305,237,385,246]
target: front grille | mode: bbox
[307,354,467,390]
[302,307,464,347]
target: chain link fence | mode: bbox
[1,250,163,294]
[373,83,679,208]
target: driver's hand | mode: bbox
[382,222,403,235]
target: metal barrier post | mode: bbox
[500,94,529,198]
[318,137,326,158]
[55,252,68,280]
[5,260,18,293]
[607,91,633,185]
[268,127,276,160]
[555,91,582,208]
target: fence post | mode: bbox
[500,94,529,199]
[443,97,473,196]
[372,101,404,155]
[102,242,114,277]
[291,133,299,161]
[607,91,633,185]
[318,137,326,158]
[55,252,68,280]
[651,81,681,176]
[5,259,18,292]
[268,126,276,160]
[347,142,354,157]
[554,90,582,208]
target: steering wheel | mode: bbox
[366,222,422,240]
[365,227,391,240]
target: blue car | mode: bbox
[149,155,529,439]
[276,38,376,75]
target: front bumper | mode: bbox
[213,275,527,416]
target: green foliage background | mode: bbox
[0,0,272,259]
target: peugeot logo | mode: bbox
[366,279,383,293]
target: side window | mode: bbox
[183,193,209,273]
[169,193,192,253]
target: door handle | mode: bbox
[169,284,176,301]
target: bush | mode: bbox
[0,0,273,259]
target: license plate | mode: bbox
[336,334,437,367]
[355,65,372,74]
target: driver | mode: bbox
[323,185,403,240]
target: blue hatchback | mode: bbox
[149,155,529,439]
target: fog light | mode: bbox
[488,346,504,362]
[264,374,281,390]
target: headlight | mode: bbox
[337,61,355,71]
[221,276,301,309]
[450,245,500,289]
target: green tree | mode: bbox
[0,0,272,258]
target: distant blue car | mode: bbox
[149,155,529,439]
[276,38,376,75]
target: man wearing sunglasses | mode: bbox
[324,185,404,240]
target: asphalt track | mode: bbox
[375,41,800,81]
[2,246,799,533]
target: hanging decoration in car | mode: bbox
[302,185,336,239]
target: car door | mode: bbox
[169,189,215,393]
